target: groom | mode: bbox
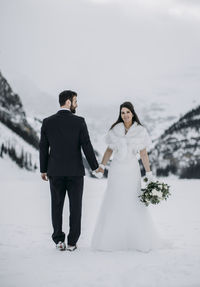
[39,90,102,251]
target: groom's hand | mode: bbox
[41,173,48,181]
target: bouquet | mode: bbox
[138,176,171,206]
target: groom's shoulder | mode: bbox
[42,113,58,123]
[74,115,85,121]
[71,115,86,125]
[42,113,86,126]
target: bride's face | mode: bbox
[121,107,133,124]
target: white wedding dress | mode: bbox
[90,121,164,252]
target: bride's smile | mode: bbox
[121,108,133,123]
[121,107,133,131]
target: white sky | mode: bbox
[0,0,200,108]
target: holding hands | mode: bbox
[92,164,105,179]
[93,168,157,182]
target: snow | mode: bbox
[0,158,200,287]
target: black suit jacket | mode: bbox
[39,110,99,176]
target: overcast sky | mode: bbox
[0,0,200,109]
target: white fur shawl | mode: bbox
[105,122,152,161]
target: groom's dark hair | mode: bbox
[59,90,77,106]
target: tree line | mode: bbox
[0,141,37,171]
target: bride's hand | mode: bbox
[92,164,105,179]
[145,171,157,183]
[92,170,103,179]
[96,163,105,173]
[96,167,104,173]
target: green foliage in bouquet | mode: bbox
[139,177,171,206]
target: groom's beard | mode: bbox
[70,106,76,114]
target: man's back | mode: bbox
[39,90,99,251]
[39,110,98,176]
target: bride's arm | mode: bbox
[97,147,113,173]
[140,148,151,172]
[101,147,113,166]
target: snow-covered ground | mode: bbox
[0,157,200,287]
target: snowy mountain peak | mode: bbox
[0,71,39,171]
[0,71,39,149]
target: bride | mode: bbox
[90,101,164,252]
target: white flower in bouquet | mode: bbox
[151,189,163,198]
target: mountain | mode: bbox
[149,105,200,178]
[1,70,200,178]
[0,71,39,170]
[0,71,39,148]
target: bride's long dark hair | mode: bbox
[110,102,142,130]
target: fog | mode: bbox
[0,0,199,109]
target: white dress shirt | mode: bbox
[59,108,70,111]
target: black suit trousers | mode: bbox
[49,176,84,245]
